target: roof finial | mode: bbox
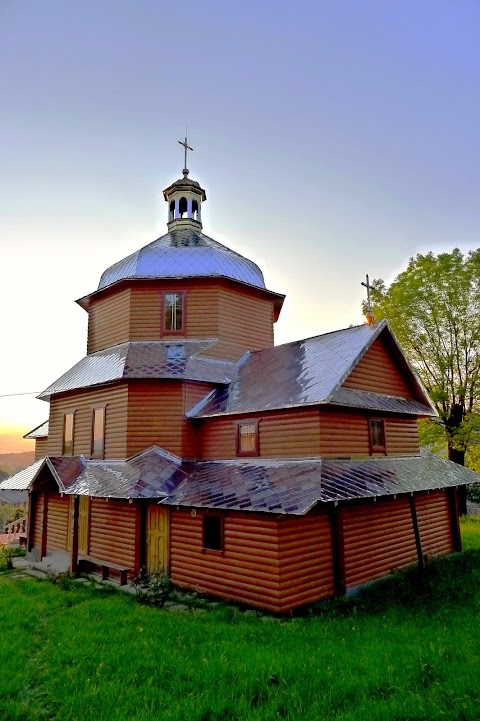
[178,126,193,178]
[361,274,375,325]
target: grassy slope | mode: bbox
[1,519,480,721]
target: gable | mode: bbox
[342,335,414,398]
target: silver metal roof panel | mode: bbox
[98,229,266,291]
[24,420,49,439]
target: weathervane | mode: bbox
[178,127,193,177]
[361,274,375,325]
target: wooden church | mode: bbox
[2,145,479,613]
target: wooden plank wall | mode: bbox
[34,437,48,460]
[87,288,131,354]
[46,493,70,553]
[198,409,322,460]
[127,381,184,457]
[342,497,418,590]
[48,385,129,458]
[277,511,334,611]
[182,382,213,458]
[89,498,138,571]
[170,510,283,612]
[319,410,419,457]
[32,492,44,551]
[415,490,454,558]
[342,336,413,397]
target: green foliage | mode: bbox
[366,249,480,462]
[0,545,15,571]
[135,571,173,607]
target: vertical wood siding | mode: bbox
[48,385,129,459]
[46,493,70,553]
[277,510,334,611]
[89,498,138,571]
[87,288,131,354]
[342,336,413,397]
[416,490,454,558]
[199,410,322,460]
[34,437,48,460]
[32,492,44,551]
[170,510,282,612]
[342,497,418,589]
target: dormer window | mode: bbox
[163,292,184,333]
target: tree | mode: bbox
[365,248,480,473]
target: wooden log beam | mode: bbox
[447,487,462,552]
[409,494,424,570]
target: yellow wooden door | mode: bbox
[147,505,169,573]
[78,496,90,556]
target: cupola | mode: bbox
[163,135,206,230]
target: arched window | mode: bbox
[169,200,175,220]
[192,200,199,220]
[179,197,188,218]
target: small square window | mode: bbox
[203,515,223,552]
[236,422,258,456]
[369,418,386,453]
[63,413,74,456]
[163,292,184,333]
[91,407,106,459]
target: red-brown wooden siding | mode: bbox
[198,410,322,460]
[277,510,334,611]
[126,381,185,457]
[416,490,454,558]
[48,385,129,459]
[87,288,131,354]
[32,492,44,551]
[342,336,413,397]
[342,497,418,589]
[89,498,138,572]
[182,382,213,458]
[34,437,48,460]
[170,510,283,612]
[319,410,419,457]
[46,493,70,553]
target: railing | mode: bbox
[3,516,28,544]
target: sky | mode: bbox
[1,0,480,453]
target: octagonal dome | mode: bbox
[98,227,266,291]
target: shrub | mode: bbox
[135,571,173,607]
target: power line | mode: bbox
[0,392,41,398]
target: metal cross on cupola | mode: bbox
[361,274,376,326]
[178,132,193,177]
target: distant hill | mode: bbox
[0,451,35,476]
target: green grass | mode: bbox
[1,519,480,721]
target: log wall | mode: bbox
[48,385,129,459]
[34,437,48,460]
[342,497,418,590]
[46,493,70,553]
[415,490,454,558]
[277,510,334,611]
[199,409,322,460]
[87,288,131,354]
[32,492,44,552]
[319,410,419,457]
[170,510,282,611]
[89,498,138,572]
[126,381,184,457]
[342,336,413,397]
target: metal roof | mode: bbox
[0,489,28,504]
[188,321,435,418]
[97,228,266,291]
[38,341,236,400]
[24,420,49,439]
[3,449,478,513]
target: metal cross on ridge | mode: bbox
[361,274,373,313]
[178,131,193,174]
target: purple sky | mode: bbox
[1,0,480,448]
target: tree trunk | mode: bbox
[448,444,467,515]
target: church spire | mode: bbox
[163,134,206,230]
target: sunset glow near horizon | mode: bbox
[1,1,480,455]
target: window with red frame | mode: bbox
[369,418,386,453]
[236,422,258,456]
[163,292,184,333]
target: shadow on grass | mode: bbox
[309,548,480,620]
